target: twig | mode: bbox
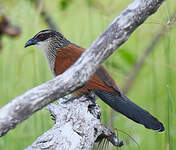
[0,10,21,51]
[34,0,58,30]
[122,11,176,94]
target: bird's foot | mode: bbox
[61,96,78,104]
[50,113,56,121]
[85,92,97,104]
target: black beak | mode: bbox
[25,38,38,48]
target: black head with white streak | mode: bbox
[25,29,71,76]
[25,29,70,51]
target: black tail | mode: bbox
[94,90,164,132]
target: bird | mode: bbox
[25,29,165,132]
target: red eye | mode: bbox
[38,34,44,40]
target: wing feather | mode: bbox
[54,44,120,94]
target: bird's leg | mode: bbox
[86,91,97,104]
[61,94,81,104]
[61,91,97,104]
[50,113,56,121]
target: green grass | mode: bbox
[0,0,176,149]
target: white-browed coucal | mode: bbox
[25,29,165,132]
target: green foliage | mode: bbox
[58,0,73,10]
[86,0,93,7]
[118,49,137,66]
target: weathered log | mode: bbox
[25,97,123,150]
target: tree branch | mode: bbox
[0,0,164,137]
[25,97,123,150]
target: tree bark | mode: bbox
[0,0,164,139]
[25,97,123,150]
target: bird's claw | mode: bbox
[61,96,77,104]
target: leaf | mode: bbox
[119,49,136,65]
[58,0,72,10]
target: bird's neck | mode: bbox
[43,48,57,77]
[42,38,71,77]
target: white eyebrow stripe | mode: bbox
[34,30,53,38]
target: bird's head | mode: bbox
[25,29,69,51]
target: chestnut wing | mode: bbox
[54,44,120,94]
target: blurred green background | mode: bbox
[0,0,175,149]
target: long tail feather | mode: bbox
[94,90,164,132]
